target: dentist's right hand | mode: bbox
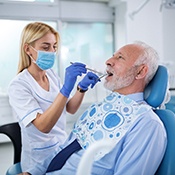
[60,62,87,98]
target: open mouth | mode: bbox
[107,70,113,77]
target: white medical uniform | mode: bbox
[8,69,68,175]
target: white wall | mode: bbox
[162,6,175,88]
[113,0,175,87]
[126,0,164,59]
[114,0,174,60]
[162,7,175,65]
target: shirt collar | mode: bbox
[126,92,144,103]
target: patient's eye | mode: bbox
[118,55,124,59]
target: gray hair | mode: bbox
[133,41,159,85]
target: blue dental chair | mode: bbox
[144,65,175,175]
[77,65,175,175]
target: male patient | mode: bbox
[21,41,167,175]
[45,41,167,175]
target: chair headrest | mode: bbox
[144,65,168,108]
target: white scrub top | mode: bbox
[8,68,68,175]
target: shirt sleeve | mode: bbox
[113,113,167,175]
[8,79,43,127]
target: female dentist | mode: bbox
[8,22,99,175]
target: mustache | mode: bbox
[106,66,114,75]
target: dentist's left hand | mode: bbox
[60,62,87,98]
[78,72,100,91]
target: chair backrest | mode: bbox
[76,65,175,175]
[154,109,175,175]
[144,65,168,108]
[144,65,175,174]
[0,122,21,164]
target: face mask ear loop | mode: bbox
[29,55,36,64]
[29,45,38,64]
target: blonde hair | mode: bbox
[17,22,60,74]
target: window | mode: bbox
[60,22,114,103]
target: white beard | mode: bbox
[104,67,136,91]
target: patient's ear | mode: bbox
[135,65,148,79]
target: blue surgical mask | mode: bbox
[30,46,56,70]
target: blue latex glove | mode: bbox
[60,62,87,97]
[78,72,100,91]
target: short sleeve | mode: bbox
[8,78,43,127]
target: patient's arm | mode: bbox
[113,117,166,175]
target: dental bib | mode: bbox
[73,92,151,160]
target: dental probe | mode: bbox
[70,62,104,75]
[97,73,108,80]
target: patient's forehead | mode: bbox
[114,44,143,62]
